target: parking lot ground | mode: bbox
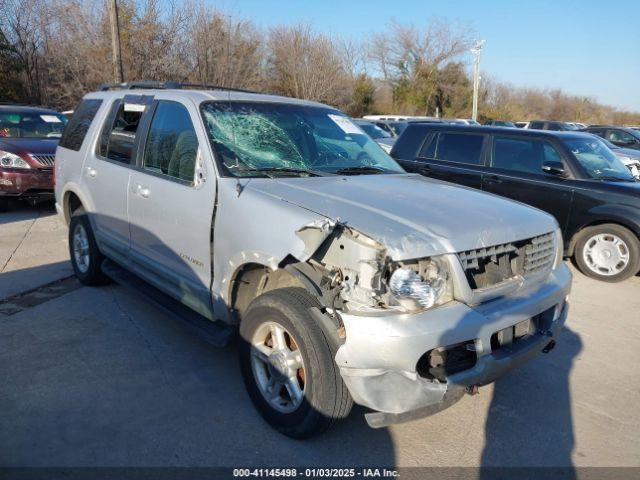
[1,205,639,468]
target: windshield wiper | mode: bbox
[237,167,329,177]
[335,165,389,175]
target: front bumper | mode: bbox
[335,263,572,427]
[0,168,54,198]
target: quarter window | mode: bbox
[492,136,563,175]
[59,99,102,151]
[434,133,484,165]
[143,101,198,182]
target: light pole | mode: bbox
[109,0,124,83]
[471,39,485,122]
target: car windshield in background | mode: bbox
[201,102,404,177]
[356,122,392,139]
[0,111,68,138]
[564,138,634,181]
[389,121,408,135]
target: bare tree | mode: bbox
[0,0,47,103]
[369,19,472,114]
[266,24,350,106]
[189,4,263,90]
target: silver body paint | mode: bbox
[55,88,572,426]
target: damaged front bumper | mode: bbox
[335,263,572,428]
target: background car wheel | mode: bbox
[68,209,110,286]
[238,287,352,439]
[574,224,640,282]
[0,197,8,212]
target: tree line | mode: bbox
[1,0,638,125]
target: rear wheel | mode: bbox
[68,209,110,286]
[238,288,352,438]
[574,224,640,282]
[0,197,8,212]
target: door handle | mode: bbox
[138,186,150,198]
[85,167,97,178]
[130,184,150,198]
[484,175,503,184]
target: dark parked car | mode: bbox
[0,105,68,210]
[527,120,579,131]
[582,125,640,151]
[354,119,396,153]
[391,124,640,282]
[484,120,516,128]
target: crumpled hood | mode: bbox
[246,174,558,259]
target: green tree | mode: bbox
[346,73,375,117]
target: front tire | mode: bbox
[238,288,352,438]
[574,224,640,282]
[68,209,109,286]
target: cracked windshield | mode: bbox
[201,102,404,177]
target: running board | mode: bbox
[101,259,235,348]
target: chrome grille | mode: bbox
[458,232,555,289]
[29,154,55,167]
[523,233,556,276]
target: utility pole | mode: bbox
[108,0,124,83]
[471,40,485,121]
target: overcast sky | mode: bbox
[211,0,640,112]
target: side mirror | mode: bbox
[542,161,567,177]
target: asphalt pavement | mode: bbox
[1,203,639,468]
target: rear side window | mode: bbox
[59,99,102,151]
[98,100,146,163]
[529,121,544,130]
[391,125,429,159]
[143,101,198,182]
[434,133,484,165]
[492,136,563,175]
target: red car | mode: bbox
[0,105,68,211]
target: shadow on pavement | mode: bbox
[481,326,582,472]
[0,263,396,468]
[0,199,55,225]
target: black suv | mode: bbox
[391,124,640,282]
[582,125,640,151]
[527,120,578,131]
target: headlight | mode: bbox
[387,256,453,312]
[378,143,392,153]
[553,228,564,270]
[0,151,31,169]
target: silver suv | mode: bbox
[55,82,572,438]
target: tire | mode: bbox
[238,287,352,439]
[0,197,7,213]
[574,224,640,282]
[68,208,110,286]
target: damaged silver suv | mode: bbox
[55,82,571,438]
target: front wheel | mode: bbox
[574,224,640,282]
[238,288,352,438]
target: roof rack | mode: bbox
[98,81,258,94]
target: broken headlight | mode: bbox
[387,256,453,312]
